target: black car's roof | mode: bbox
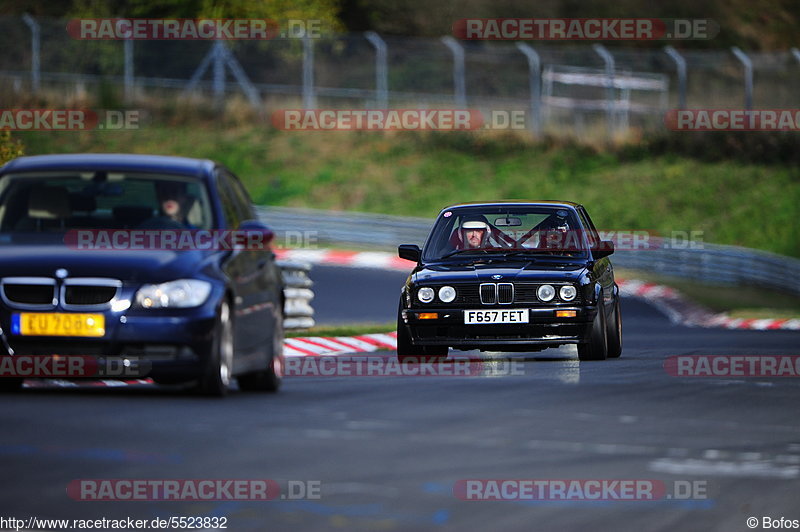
[440,200,582,211]
[0,154,216,179]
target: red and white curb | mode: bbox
[284,332,397,357]
[617,279,800,331]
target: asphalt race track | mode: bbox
[2,264,799,531]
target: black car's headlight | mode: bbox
[135,279,212,309]
[559,285,577,301]
[438,285,456,303]
[537,284,556,302]
[417,287,435,304]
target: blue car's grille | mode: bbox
[63,285,117,306]
[2,284,55,305]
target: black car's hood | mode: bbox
[412,259,588,284]
[0,245,220,283]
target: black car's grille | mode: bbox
[497,283,514,304]
[2,283,55,305]
[480,284,496,304]
[416,282,580,307]
[64,285,118,306]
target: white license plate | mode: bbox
[464,309,529,325]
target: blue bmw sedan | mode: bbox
[0,154,284,396]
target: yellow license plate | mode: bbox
[13,313,105,337]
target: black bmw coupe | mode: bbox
[397,201,621,361]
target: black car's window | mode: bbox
[576,206,599,247]
[423,206,589,261]
[0,172,213,232]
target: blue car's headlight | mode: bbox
[135,279,212,309]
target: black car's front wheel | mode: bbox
[397,304,448,363]
[606,298,622,359]
[198,300,234,396]
[577,300,608,361]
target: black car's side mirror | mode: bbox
[592,240,614,259]
[398,244,421,262]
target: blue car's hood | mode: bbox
[0,244,220,283]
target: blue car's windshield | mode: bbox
[422,206,592,261]
[0,172,214,236]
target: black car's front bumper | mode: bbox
[401,306,596,351]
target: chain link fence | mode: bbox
[4,16,800,136]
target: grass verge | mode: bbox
[285,322,395,338]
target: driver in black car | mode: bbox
[458,215,507,249]
[461,220,489,248]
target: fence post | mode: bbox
[302,35,316,109]
[441,36,466,107]
[124,38,134,103]
[515,42,542,136]
[21,14,40,93]
[664,45,687,109]
[220,46,262,109]
[731,47,753,110]
[364,31,388,109]
[592,44,616,136]
[212,41,225,111]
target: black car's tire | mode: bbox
[577,300,608,361]
[197,300,234,397]
[396,306,448,363]
[238,304,283,393]
[0,377,23,392]
[606,298,623,359]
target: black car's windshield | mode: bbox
[422,206,591,262]
[0,172,214,236]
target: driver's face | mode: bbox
[465,228,485,248]
[157,185,186,218]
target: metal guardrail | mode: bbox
[276,260,315,330]
[260,206,800,297]
[256,206,433,249]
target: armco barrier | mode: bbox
[276,259,315,329]
[259,206,800,296]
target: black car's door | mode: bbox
[215,168,277,370]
